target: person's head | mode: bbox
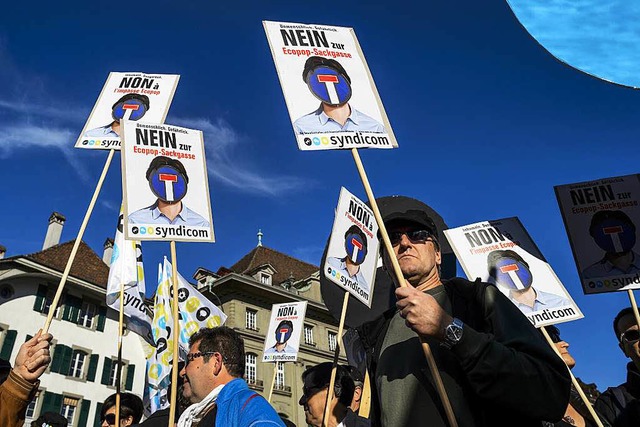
[180,326,245,404]
[111,93,150,122]
[302,56,352,107]
[487,250,533,291]
[145,156,189,204]
[343,225,368,266]
[589,210,636,254]
[100,393,144,427]
[545,325,576,369]
[614,307,640,369]
[343,365,364,411]
[378,196,441,288]
[299,363,355,427]
[274,320,294,345]
[32,412,68,427]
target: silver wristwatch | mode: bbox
[442,318,464,349]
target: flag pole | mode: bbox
[168,241,180,426]
[322,291,350,427]
[350,148,458,427]
[540,326,604,427]
[43,148,115,334]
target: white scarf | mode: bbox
[177,384,225,427]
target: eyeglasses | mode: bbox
[389,229,433,246]
[620,329,640,344]
[101,413,116,425]
[185,351,216,366]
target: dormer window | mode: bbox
[260,273,272,285]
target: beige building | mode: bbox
[193,242,347,426]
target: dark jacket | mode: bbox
[356,278,571,427]
[595,362,640,427]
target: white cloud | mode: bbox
[172,116,312,196]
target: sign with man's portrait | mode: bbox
[75,72,179,150]
[262,301,308,363]
[444,217,582,327]
[121,121,214,242]
[555,174,640,294]
[263,20,397,151]
[323,187,379,307]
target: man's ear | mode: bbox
[211,353,224,376]
[619,341,631,358]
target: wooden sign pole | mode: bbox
[322,292,350,427]
[43,149,116,333]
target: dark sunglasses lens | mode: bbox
[624,329,640,342]
[408,230,430,241]
[103,413,116,424]
[389,232,402,245]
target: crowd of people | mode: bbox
[1,196,639,427]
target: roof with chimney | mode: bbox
[2,240,109,288]
[221,245,318,285]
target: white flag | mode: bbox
[106,208,154,345]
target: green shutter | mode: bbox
[96,306,108,332]
[78,399,91,427]
[41,391,63,414]
[101,357,112,385]
[33,284,47,313]
[50,344,70,374]
[93,403,103,427]
[0,330,17,360]
[69,295,82,323]
[87,354,99,382]
[61,346,73,376]
[25,334,33,342]
[125,364,135,391]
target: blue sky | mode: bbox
[1,0,638,392]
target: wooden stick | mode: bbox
[627,290,640,331]
[168,242,180,427]
[323,291,350,427]
[350,148,458,427]
[43,149,115,334]
[540,326,604,427]
[267,361,278,403]
[115,277,126,427]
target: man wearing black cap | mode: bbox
[299,363,367,427]
[356,196,570,427]
[293,56,385,134]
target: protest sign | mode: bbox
[122,122,214,242]
[262,301,307,363]
[263,20,397,151]
[555,174,640,294]
[444,217,583,327]
[75,72,179,150]
[323,188,379,307]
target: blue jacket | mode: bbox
[214,378,284,427]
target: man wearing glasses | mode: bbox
[178,327,283,427]
[595,307,640,426]
[356,196,570,427]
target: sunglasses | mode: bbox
[101,413,116,425]
[185,351,216,366]
[620,329,640,344]
[389,229,433,246]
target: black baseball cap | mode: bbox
[32,412,68,427]
[376,196,438,235]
